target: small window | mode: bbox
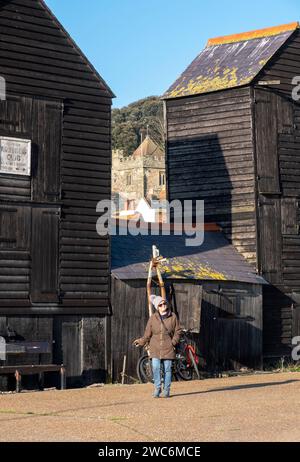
[126,174,132,186]
[159,172,165,186]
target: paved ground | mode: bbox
[0,371,299,442]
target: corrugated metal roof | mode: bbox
[111,232,267,284]
[164,22,298,99]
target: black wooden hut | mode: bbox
[163,22,300,362]
[110,231,266,383]
[0,0,114,388]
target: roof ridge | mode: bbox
[39,0,115,98]
[133,135,163,157]
[164,21,298,99]
[207,21,299,47]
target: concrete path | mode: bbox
[0,372,299,442]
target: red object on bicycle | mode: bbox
[185,344,199,365]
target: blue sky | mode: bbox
[46,0,300,108]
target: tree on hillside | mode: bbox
[112,96,164,156]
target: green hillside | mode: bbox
[112,96,164,156]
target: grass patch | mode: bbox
[109,416,128,422]
[0,409,20,415]
[282,363,300,372]
[264,359,300,373]
[0,408,58,417]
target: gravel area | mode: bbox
[0,371,299,442]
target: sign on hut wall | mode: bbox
[0,136,31,176]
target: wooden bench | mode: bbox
[0,364,66,393]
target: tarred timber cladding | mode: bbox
[0,205,31,306]
[0,96,32,200]
[255,33,300,295]
[262,285,293,356]
[254,30,300,354]
[166,87,257,264]
[0,0,112,313]
[279,104,300,294]
[255,29,300,94]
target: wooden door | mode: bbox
[254,89,285,284]
[257,197,282,284]
[172,283,202,332]
[254,89,280,194]
[31,207,60,303]
[31,99,62,202]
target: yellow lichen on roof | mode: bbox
[140,256,228,280]
[159,261,227,281]
[164,21,299,99]
[168,67,250,98]
[207,21,299,47]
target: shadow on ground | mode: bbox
[172,379,299,397]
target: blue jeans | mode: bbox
[152,358,172,395]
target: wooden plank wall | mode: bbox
[0,96,32,200]
[0,315,107,390]
[110,278,263,382]
[171,283,202,333]
[52,316,107,387]
[0,315,52,389]
[280,103,300,294]
[0,0,112,388]
[253,27,300,355]
[0,203,31,307]
[110,277,150,383]
[201,282,262,371]
[276,95,300,349]
[256,29,300,95]
[255,30,300,302]
[166,87,257,265]
[0,0,112,314]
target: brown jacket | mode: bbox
[138,311,182,360]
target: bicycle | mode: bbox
[175,328,202,380]
[136,329,204,383]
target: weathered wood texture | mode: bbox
[201,282,262,371]
[0,0,112,388]
[171,283,202,333]
[52,316,107,387]
[110,277,262,382]
[255,29,300,96]
[253,86,300,356]
[0,315,107,390]
[0,0,112,314]
[166,87,257,265]
[110,278,149,383]
[0,314,52,389]
[166,31,300,358]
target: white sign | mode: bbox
[0,136,31,176]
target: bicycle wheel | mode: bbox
[175,356,193,381]
[137,354,153,383]
[188,349,201,380]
